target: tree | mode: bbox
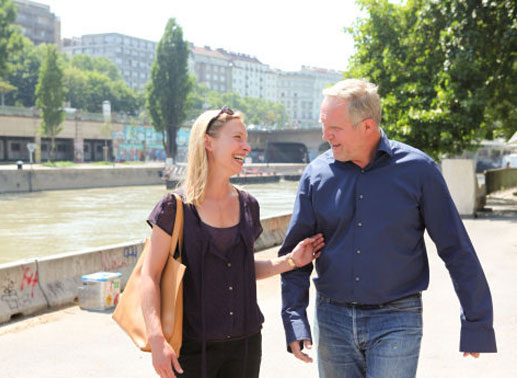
[0,0,16,77]
[4,36,43,106]
[186,81,287,129]
[68,54,122,81]
[63,56,140,115]
[146,18,192,160]
[347,0,517,159]
[0,79,15,105]
[36,44,65,161]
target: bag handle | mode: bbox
[170,193,184,262]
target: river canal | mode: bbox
[0,181,299,264]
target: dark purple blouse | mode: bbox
[147,188,264,342]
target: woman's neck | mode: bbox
[204,170,234,201]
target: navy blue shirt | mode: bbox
[279,129,496,353]
[148,189,264,342]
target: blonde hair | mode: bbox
[181,109,243,206]
[322,79,381,127]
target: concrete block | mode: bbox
[441,159,477,216]
[96,241,144,289]
[36,250,103,307]
[0,260,47,323]
[255,214,291,251]
[36,241,144,307]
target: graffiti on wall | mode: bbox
[0,266,38,311]
[112,125,191,162]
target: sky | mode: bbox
[40,0,361,72]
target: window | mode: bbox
[96,145,103,153]
[57,145,66,152]
[11,143,20,152]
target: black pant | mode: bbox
[177,332,261,378]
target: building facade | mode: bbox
[62,33,157,91]
[13,0,61,47]
[277,66,342,128]
[189,46,232,93]
[189,46,277,102]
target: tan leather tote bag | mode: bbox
[113,193,185,354]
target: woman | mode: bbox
[141,107,324,378]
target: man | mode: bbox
[279,79,497,378]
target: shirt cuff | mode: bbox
[460,325,497,353]
[284,318,312,353]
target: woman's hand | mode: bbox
[149,337,183,378]
[290,233,325,268]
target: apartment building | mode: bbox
[13,0,61,47]
[189,46,277,102]
[189,46,232,93]
[62,33,157,91]
[278,66,342,128]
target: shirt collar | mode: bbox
[376,128,393,157]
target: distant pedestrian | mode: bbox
[140,107,324,378]
[279,79,497,378]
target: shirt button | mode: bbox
[355,277,360,281]
[361,169,365,173]
[359,194,364,199]
[357,222,362,227]
[229,311,234,316]
[229,286,233,291]
[227,335,231,339]
[356,250,361,254]
[227,262,232,268]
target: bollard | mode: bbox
[17,160,23,170]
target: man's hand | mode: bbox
[463,352,480,358]
[289,339,314,363]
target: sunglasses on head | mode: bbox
[206,106,234,133]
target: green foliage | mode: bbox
[0,0,17,77]
[36,44,65,161]
[68,54,122,81]
[63,54,140,114]
[146,18,192,159]
[5,37,45,106]
[42,161,76,167]
[347,0,517,159]
[186,81,286,129]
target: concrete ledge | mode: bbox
[0,167,164,193]
[0,214,290,324]
[254,213,291,251]
[485,167,517,194]
[0,260,48,323]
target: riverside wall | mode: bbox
[0,166,164,193]
[0,163,307,194]
[0,213,292,324]
[485,167,517,194]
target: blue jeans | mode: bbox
[315,293,423,378]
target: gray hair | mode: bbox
[322,79,381,127]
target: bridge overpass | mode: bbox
[0,109,327,162]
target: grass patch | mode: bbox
[42,161,77,167]
[120,160,145,165]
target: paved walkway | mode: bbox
[1,194,516,377]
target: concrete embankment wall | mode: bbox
[0,213,292,324]
[0,166,164,193]
[485,167,517,194]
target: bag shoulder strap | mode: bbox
[170,193,184,262]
